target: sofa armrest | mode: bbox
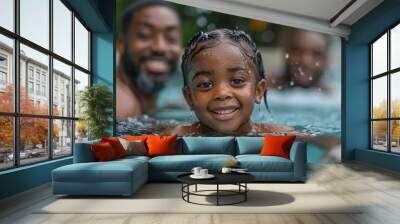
[289,141,307,181]
[73,140,100,163]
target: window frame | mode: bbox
[370,20,400,154]
[0,0,92,171]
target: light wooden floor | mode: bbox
[1,162,400,224]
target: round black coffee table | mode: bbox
[177,173,255,206]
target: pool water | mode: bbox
[116,89,341,163]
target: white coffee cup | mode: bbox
[191,167,202,176]
[221,167,232,174]
[200,169,208,176]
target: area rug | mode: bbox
[37,183,362,214]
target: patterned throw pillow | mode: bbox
[118,137,147,156]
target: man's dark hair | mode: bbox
[121,0,175,36]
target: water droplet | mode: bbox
[315,61,320,67]
[277,85,283,90]
[308,76,313,81]
[298,67,304,76]
[285,53,289,59]
[289,81,294,86]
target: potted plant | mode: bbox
[79,84,113,140]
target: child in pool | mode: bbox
[163,28,295,136]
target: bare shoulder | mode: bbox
[116,81,141,120]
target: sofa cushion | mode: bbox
[52,158,147,183]
[180,137,235,155]
[236,155,293,172]
[148,154,235,172]
[235,137,264,155]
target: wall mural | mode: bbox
[116,0,342,163]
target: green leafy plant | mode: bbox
[79,84,113,140]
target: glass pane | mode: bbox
[74,17,89,70]
[20,117,49,165]
[20,0,49,49]
[391,120,400,153]
[53,119,72,158]
[0,0,14,31]
[74,69,89,118]
[372,33,387,76]
[75,120,88,143]
[391,72,400,118]
[53,59,72,117]
[53,0,72,60]
[0,116,13,170]
[391,24,400,70]
[372,121,388,151]
[20,44,49,115]
[0,34,14,112]
[372,77,387,119]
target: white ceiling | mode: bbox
[227,0,353,22]
[166,0,384,38]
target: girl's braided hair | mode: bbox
[181,28,269,111]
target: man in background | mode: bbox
[117,0,182,120]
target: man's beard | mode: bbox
[121,48,177,94]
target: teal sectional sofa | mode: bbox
[52,137,307,196]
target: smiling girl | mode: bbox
[163,28,295,135]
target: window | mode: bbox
[0,55,7,67]
[0,35,13,113]
[74,17,90,70]
[0,54,8,87]
[41,73,46,83]
[0,0,91,170]
[370,23,400,154]
[36,83,40,95]
[0,71,6,85]
[35,70,41,81]
[28,67,34,80]
[28,81,34,94]
[42,85,46,97]
[20,0,49,49]
[0,0,14,32]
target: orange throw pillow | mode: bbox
[260,135,296,159]
[146,135,177,157]
[101,137,126,158]
[91,142,117,161]
[124,135,148,141]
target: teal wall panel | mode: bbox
[344,0,400,171]
[0,158,72,199]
